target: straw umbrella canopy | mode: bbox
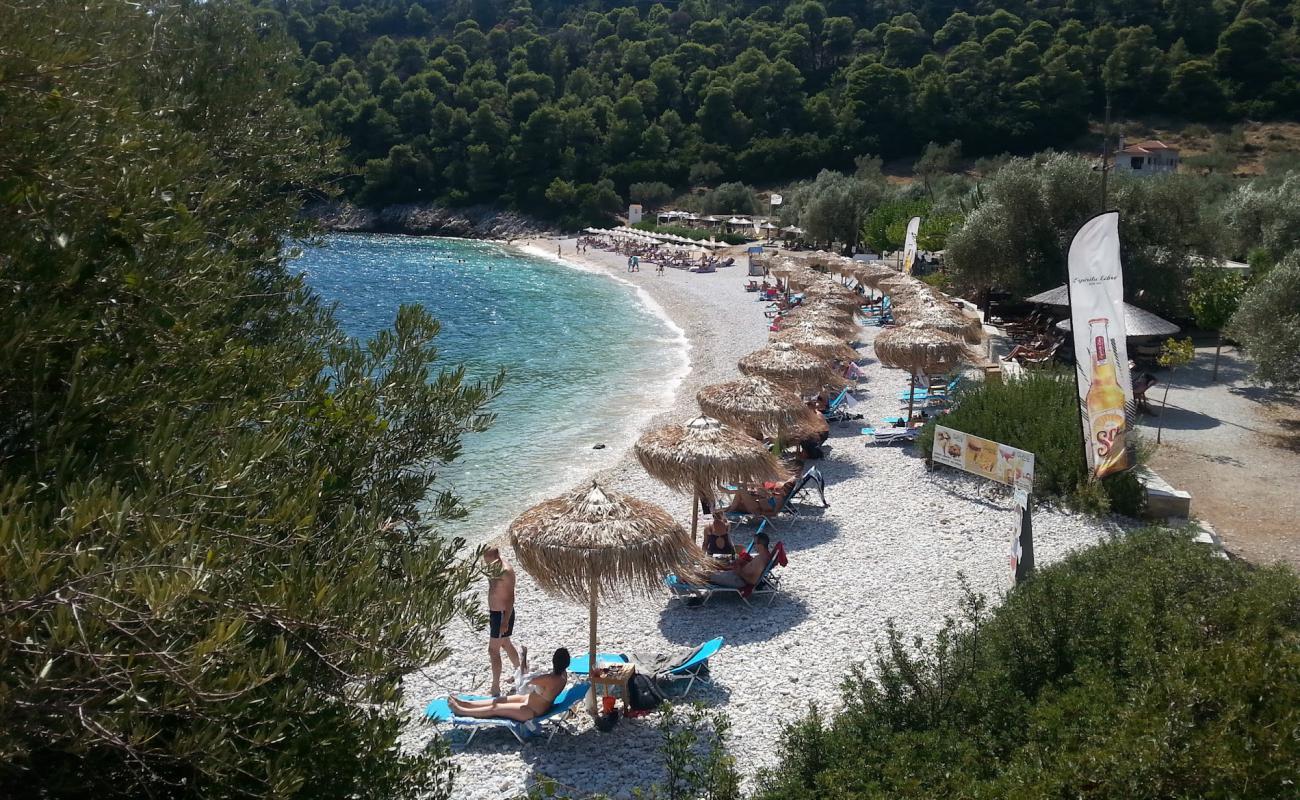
[509,482,712,715]
[802,280,863,310]
[738,341,848,394]
[874,322,974,420]
[782,411,830,444]
[891,301,984,344]
[771,323,860,362]
[780,306,859,338]
[697,375,823,440]
[634,416,786,541]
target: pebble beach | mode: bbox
[402,238,1123,799]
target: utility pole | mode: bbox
[1100,93,1112,212]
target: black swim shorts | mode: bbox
[489,609,515,639]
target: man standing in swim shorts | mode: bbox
[484,546,520,696]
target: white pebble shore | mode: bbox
[399,240,1123,799]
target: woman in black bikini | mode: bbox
[704,511,734,556]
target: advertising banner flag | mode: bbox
[901,216,921,274]
[932,426,1035,492]
[770,193,783,206]
[1066,211,1133,478]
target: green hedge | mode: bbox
[917,370,1143,515]
[753,528,1300,800]
[632,221,749,246]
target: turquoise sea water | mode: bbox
[295,234,686,539]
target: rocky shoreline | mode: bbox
[307,200,555,240]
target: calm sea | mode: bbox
[295,234,687,540]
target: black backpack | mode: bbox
[627,673,668,711]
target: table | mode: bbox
[591,663,636,704]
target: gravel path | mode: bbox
[401,242,1121,799]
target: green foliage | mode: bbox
[1159,337,1197,369]
[632,222,748,246]
[1188,264,1245,374]
[791,169,885,247]
[944,153,1223,314]
[0,2,495,796]
[916,371,1143,514]
[252,0,1299,221]
[1229,251,1300,389]
[753,528,1300,799]
[630,181,674,209]
[1222,173,1300,263]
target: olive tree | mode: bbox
[1229,252,1300,390]
[0,3,493,797]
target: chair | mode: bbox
[781,466,828,513]
[898,375,961,402]
[862,425,919,445]
[568,637,725,698]
[665,543,787,606]
[424,681,590,746]
[822,388,851,422]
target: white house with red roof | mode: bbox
[1114,138,1180,174]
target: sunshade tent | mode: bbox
[634,416,786,540]
[771,323,859,362]
[509,482,711,716]
[802,281,863,310]
[779,308,859,339]
[738,341,848,394]
[874,322,974,420]
[696,375,823,440]
[1023,285,1182,337]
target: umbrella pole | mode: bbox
[907,371,917,423]
[690,488,700,543]
[587,572,598,718]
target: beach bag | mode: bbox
[627,673,668,711]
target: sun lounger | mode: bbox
[862,425,919,445]
[568,637,725,698]
[822,388,851,422]
[665,543,787,606]
[424,682,589,746]
[781,466,828,513]
[898,375,961,402]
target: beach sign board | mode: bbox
[1066,211,1133,479]
[932,425,1035,492]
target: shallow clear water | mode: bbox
[295,234,686,539]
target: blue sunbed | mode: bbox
[424,681,589,746]
[569,637,725,697]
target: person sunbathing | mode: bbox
[725,478,795,517]
[1002,335,1054,363]
[448,647,570,722]
[708,532,771,588]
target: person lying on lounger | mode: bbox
[708,532,771,588]
[725,478,795,517]
[448,648,570,722]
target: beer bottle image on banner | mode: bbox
[1085,318,1129,476]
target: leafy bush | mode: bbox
[633,221,749,245]
[1,3,494,797]
[916,371,1143,514]
[753,528,1300,799]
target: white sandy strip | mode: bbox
[401,240,1121,800]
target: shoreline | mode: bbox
[403,239,1122,800]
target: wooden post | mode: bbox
[906,371,917,423]
[690,488,700,543]
[587,572,598,717]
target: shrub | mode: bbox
[916,371,1144,514]
[633,221,749,245]
[753,528,1300,800]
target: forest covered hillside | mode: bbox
[252,0,1300,221]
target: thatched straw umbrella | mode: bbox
[874,322,974,421]
[782,411,830,445]
[780,305,859,337]
[739,341,847,393]
[697,375,823,440]
[509,482,711,715]
[771,323,860,361]
[802,280,862,310]
[891,302,984,344]
[634,416,786,541]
